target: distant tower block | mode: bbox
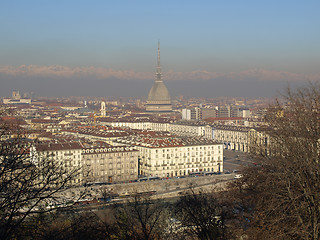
[100,100,106,117]
[146,41,172,112]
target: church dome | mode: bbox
[147,81,171,103]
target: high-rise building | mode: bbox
[191,107,202,121]
[217,105,231,118]
[201,108,217,120]
[146,42,172,112]
[182,109,191,120]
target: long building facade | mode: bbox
[116,135,223,177]
[137,142,223,178]
[33,142,139,185]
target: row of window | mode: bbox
[154,145,220,153]
[155,163,220,171]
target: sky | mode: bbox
[1,0,319,98]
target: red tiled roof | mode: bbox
[36,142,82,151]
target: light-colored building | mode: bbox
[213,125,251,152]
[34,142,83,185]
[247,127,270,154]
[201,108,217,120]
[239,108,251,118]
[100,119,212,139]
[138,139,223,178]
[117,135,223,177]
[181,109,191,120]
[82,145,139,183]
[217,105,231,118]
[33,142,140,185]
[191,107,202,121]
[3,90,31,104]
[100,101,106,117]
[168,122,213,139]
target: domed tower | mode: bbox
[146,42,172,112]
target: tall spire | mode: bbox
[156,40,162,82]
[146,41,172,112]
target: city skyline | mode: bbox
[1,1,319,97]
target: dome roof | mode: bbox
[147,81,171,102]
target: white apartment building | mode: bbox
[213,125,251,152]
[168,122,212,139]
[117,136,223,178]
[33,142,83,185]
[33,142,139,185]
[138,141,223,178]
[182,109,191,120]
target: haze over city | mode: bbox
[1,0,319,97]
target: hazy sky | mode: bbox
[1,1,319,98]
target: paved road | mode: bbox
[223,149,253,172]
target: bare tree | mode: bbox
[0,115,83,240]
[173,188,227,240]
[13,210,117,240]
[231,83,320,239]
[114,193,168,240]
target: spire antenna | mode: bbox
[156,40,162,82]
[157,40,160,69]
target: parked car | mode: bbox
[234,174,243,179]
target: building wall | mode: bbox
[191,107,202,121]
[168,123,212,139]
[217,105,231,118]
[202,108,217,120]
[213,126,250,152]
[138,143,223,178]
[182,109,191,120]
[34,144,139,185]
[36,147,83,185]
[82,147,139,183]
